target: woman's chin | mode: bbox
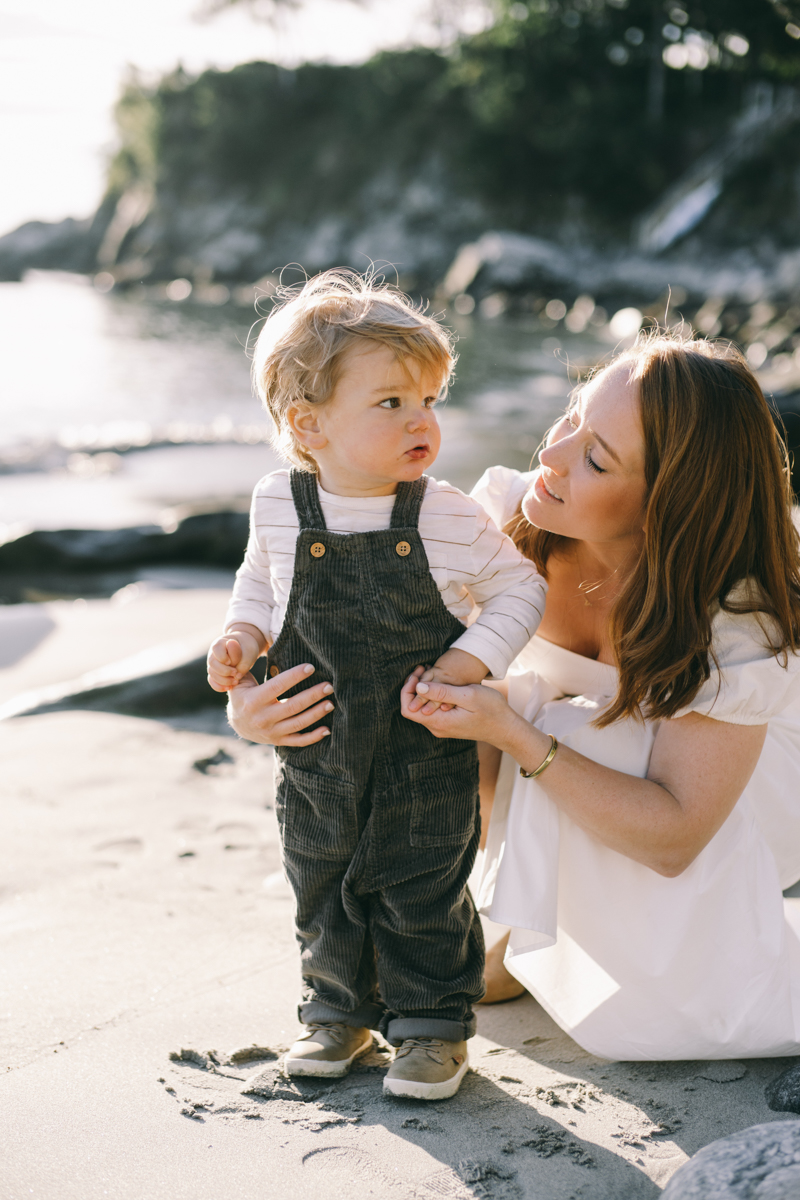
[522,495,565,535]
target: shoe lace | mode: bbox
[302,1021,346,1044]
[396,1037,445,1063]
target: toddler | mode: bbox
[208,270,546,1100]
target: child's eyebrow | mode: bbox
[370,381,407,393]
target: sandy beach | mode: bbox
[2,588,798,1200]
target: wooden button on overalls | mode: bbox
[310,542,326,557]
[270,665,280,677]
[395,541,411,557]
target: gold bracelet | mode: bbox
[519,734,559,779]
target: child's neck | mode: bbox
[315,466,399,498]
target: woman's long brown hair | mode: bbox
[507,332,800,726]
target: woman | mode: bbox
[399,332,800,1060]
[229,332,800,1061]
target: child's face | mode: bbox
[302,342,444,495]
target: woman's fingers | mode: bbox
[265,661,318,698]
[415,679,460,706]
[281,723,332,746]
[277,680,334,717]
[400,667,426,710]
[227,662,335,746]
[273,697,334,736]
[401,677,458,723]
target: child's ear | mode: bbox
[287,404,327,451]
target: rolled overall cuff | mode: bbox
[299,997,386,1030]
[382,1014,477,1046]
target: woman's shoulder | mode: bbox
[679,585,800,724]
[710,582,787,667]
[470,465,536,530]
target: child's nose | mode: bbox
[407,406,430,430]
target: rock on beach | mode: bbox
[765,1061,800,1114]
[662,1121,800,1199]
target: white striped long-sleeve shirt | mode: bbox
[224,470,546,679]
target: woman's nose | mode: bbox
[539,442,566,474]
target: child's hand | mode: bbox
[207,624,266,692]
[409,648,489,714]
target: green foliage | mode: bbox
[109,0,800,234]
[106,68,161,195]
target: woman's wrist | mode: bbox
[502,714,553,774]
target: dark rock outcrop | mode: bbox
[23,654,214,719]
[0,511,249,572]
[0,198,115,281]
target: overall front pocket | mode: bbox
[408,751,479,849]
[276,762,358,861]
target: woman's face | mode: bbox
[522,359,647,547]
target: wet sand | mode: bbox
[1,597,798,1200]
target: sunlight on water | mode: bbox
[0,272,614,526]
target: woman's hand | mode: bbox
[227,662,334,746]
[400,667,521,749]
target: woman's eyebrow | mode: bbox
[588,427,622,465]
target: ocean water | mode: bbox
[0,272,614,531]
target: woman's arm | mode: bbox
[477,741,503,850]
[401,674,766,877]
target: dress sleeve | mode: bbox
[223,480,278,641]
[470,465,535,532]
[675,607,800,725]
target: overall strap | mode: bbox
[390,475,428,529]
[290,468,327,531]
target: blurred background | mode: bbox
[1,0,800,722]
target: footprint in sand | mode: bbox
[93,837,143,852]
[302,1147,518,1200]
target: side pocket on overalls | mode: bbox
[276,760,358,861]
[408,749,479,849]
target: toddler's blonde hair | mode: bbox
[252,269,456,471]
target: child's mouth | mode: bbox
[406,445,429,460]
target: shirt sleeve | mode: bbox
[223,482,278,641]
[449,494,547,679]
[675,604,800,725]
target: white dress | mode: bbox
[473,466,800,1061]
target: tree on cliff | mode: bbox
[111,0,800,217]
[88,0,800,283]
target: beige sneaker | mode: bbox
[284,1022,373,1078]
[383,1038,468,1100]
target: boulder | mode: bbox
[662,1121,800,1199]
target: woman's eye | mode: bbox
[586,450,605,474]
[379,397,401,409]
